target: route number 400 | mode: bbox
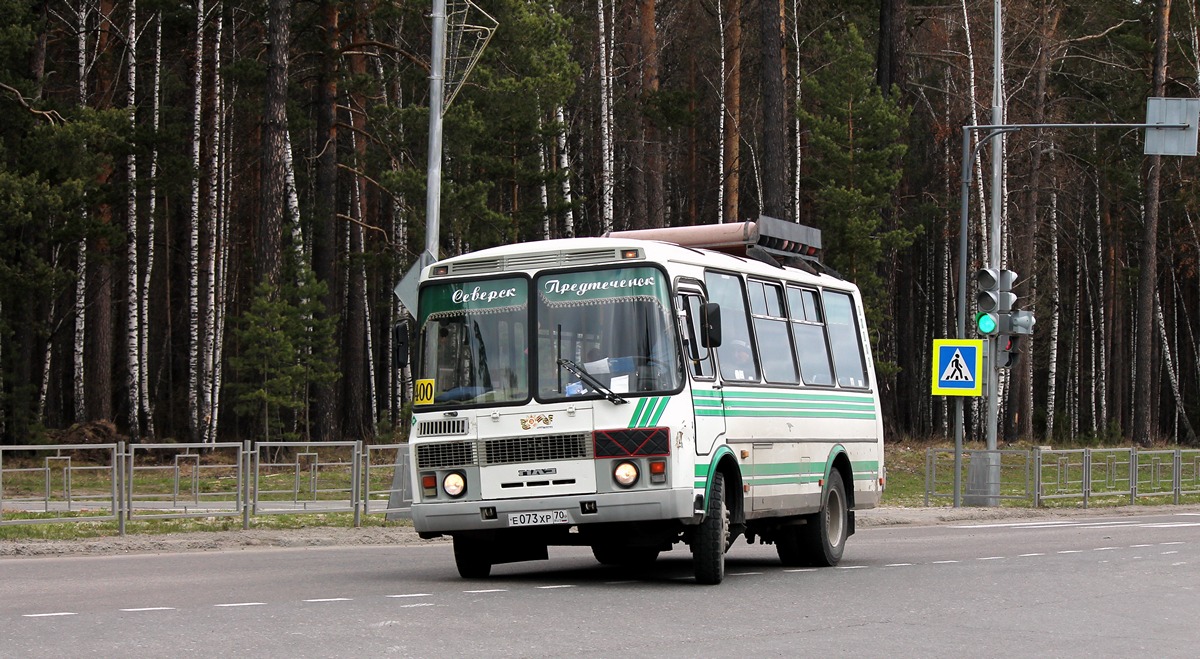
[414,379,436,405]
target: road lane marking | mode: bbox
[784,568,816,573]
[1019,553,1045,557]
[23,612,77,618]
[1159,541,1184,546]
[932,560,958,564]
[1162,551,1179,555]
[1093,547,1117,551]
[463,589,506,593]
[1131,544,1152,548]
[729,572,763,576]
[536,585,576,589]
[837,565,867,570]
[885,563,913,567]
[214,602,265,607]
[119,607,176,612]
[1057,550,1082,554]
[977,556,1004,561]
[386,593,431,599]
[397,603,435,608]
[303,598,352,603]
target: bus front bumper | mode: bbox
[412,488,697,535]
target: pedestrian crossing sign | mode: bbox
[932,339,984,396]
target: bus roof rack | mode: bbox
[605,215,831,273]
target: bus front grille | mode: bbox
[483,433,592,466]
[418,419,470,437]
[415,441,476,469]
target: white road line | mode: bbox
[214,602,265,608]
[1130,544,1152,548]
[397,603,435,608]
[23,612,76,618]
[303,598,352,603]
[885,563,913,567]
[1019,553,1045,557]
[1162,551,1179,555]
[1057,550,1082,554]
[1093,547,1117,551]
[119,607,176,612]
[536,585,576,589]
[729,572,763,576]
[386,593,432,599]
[932,560,959,564]
[1160,541,1185,546]
[837,565,868,570]
[463,589,506,594]
[977,556,1004,561]
[784,568,816,573]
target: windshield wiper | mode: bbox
[557,358,628,405]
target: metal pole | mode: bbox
[987,0,1003,458]
[954,131,973,507]
[424,0,447,261]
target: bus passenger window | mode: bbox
[750,280,798,384]
[787,286,834,386]
[822,290,868,388]
[705,272,758,382]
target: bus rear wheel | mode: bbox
[453,535,492,578]
[798,470,848,567]
[693,471,730,585]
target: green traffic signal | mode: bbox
[976,311,998,335]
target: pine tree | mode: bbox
[798,25,914,351]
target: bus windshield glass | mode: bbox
[416,277,529,406]
[536,266,682,400]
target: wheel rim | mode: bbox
[826,486,845,549]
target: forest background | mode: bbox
[1,0,1197,449]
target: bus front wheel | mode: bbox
[453,535,492,578]
[693,471,730,585]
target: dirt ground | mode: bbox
[4,503,1198,559]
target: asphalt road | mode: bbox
[3,510,1198,657]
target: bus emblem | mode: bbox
[518,468,558,477]
[520,413,554,430]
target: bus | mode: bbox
[399,216,884,584]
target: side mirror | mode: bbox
[701,302,722,348]
[392,321,411,369]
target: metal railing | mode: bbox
[0,441,413,534]
[926,447,1200,508]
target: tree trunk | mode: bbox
[760,0,787,219]
[639,0,664,228]
[723,0,742,223]
[312,0,341,442]
[125,0,141,440]
[260,0,292,289]
[1134,0,1171,446]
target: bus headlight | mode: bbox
[443,472,467,497]
[613,461,639,488]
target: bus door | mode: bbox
[676,287,724,456]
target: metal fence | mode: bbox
[926,447,1200,508]
[0,441,413,534]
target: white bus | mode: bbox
[400,217,884,584]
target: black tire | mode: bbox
[693,471,730,584]
[775,525,805,567]
[591,545,661,567]
[799,470,849,567]
[453,535,492,578]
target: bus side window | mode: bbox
[678,294,715,379]
[704,272,759,382]
[822,290,869,388]
[749,280,799,384]
[787,286,834,386]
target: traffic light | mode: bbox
[1009,309,1036,335]
[974,268,1016,336]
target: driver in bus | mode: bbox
[728,340,756,380]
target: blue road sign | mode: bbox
[932,339,983,397]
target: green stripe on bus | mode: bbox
[628,399,650,428]
[648,397,670,426]
[695,409,877,420]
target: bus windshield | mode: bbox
[416,277,530,406]
[535,266,682,400]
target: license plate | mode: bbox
[508,510,570,527]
